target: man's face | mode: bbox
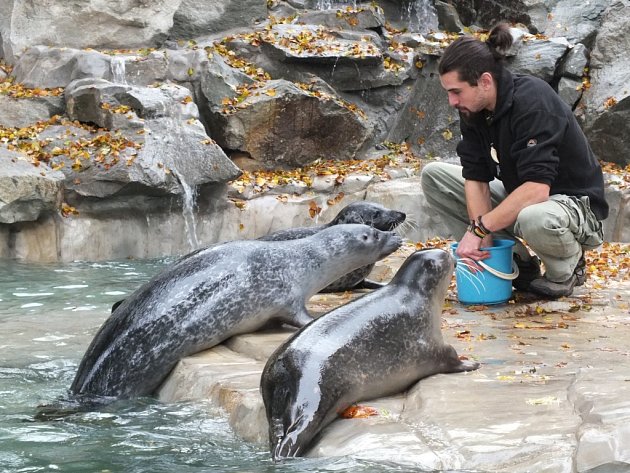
[439,70,488,118]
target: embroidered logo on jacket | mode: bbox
[527,138,538,147]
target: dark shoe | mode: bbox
[529,274,577,298]
[512,254,542,291]
[574,254,586,286]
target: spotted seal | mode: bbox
[70,224,402,401]
[260,248,480,461]
[260,201,406,292]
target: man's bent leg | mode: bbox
[420,162,471,239]
[420,162,530,258]
[514,199,584,296]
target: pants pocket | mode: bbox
[552,195,603,249]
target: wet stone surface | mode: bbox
[158,246,630,472]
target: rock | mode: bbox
[435,0,466,34]
[540,0,610,47]
[580,0,630,166]
[385,57,460,159]
[61,78,240,197]
[12,46,111,89]
[170,0,268,39]
[557,77,583,109]
[0,0,183,61]
[0,148,64,224]
[558,44,589,80]
[296,5,386,30]
[0,95,65,128]
[508,36,569,83]
[207,78,373,168]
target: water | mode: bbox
[315,0,438,33]
[110,56,127,85]
[0,259,434,472]
[174,170,201,250]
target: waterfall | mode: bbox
[110,56,127,85]
[173,170,201,250]
[403,0,438,33]
[316,0,357,9]
[314,0,438,33]
[142,91,202,252]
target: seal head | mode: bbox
[261,201,406,291]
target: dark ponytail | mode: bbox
[438,22,513,86]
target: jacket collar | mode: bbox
[492,68,514,122]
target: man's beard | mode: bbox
[459,107,484,125]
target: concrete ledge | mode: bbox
[156,248,630,472]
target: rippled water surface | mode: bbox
[0,258,427,473]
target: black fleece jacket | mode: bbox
[456,69,609,221]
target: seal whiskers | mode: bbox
[260,201,406,292]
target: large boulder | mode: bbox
[206,78,373,168]
[0,95,65,128]
[59,78,241,197]
[385,57,460,159]
[12,46,117,89]
[580,0,630,166]
[0,148,64,223]
[0,0,183,61]
[170,0,268,39]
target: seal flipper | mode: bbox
[111,299,124,313]
[355,278,385,289]
[280,305,313,329]
[442,344,480,373]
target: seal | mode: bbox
[70,224,403,401]
[260,201,406,292]
[260,248,480,461]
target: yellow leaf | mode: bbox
[265,88,277,97]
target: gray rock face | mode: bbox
[13,46,115,89]
[539,0,609,47]
[0,0,183,61]
[508,36,569,83]
[386,57,460,158]
[0,148,64,224]
[60,78,240,197]
[0,95,65,128]
[208,79,373,168]
[580,0,630,166]
[171,0,268,39]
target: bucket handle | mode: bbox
[476,260,520,281]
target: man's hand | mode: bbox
[455,231,493,271]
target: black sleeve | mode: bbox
[457,118,494,182]
[510,109,567,186]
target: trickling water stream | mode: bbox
[1,259,447,473]
[110,56,128,85]
[315,0,438,33]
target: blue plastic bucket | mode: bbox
[451,239,518,305]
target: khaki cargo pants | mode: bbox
[421,162,604,282]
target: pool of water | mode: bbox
[0,258,436,473]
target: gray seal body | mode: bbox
[70,224,403,401]
[260,248,480,461]
[260,201,406,292]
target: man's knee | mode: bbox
[515,203,575,254]
[420,161,457,193]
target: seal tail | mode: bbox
[33,393,113,421]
